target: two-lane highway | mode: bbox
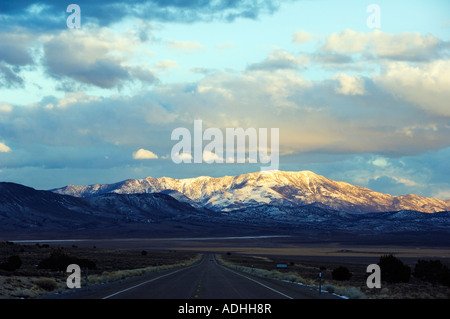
[55,254,341,299]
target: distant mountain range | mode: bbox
[1,170,449,244]
[53,170,450,214]
[0,182,219,238]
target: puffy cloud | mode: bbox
[322,29,445,61]
[0,31,37,87]
[432,189,450,200]
[1,58,448,174]
[0,142,11,153]
[55,92,101,109]
[0,103,13,113]
[168,40,206,52]
[370,157,389,168]
[171,152,193,163]
[43,28,158,89]
[247,51,309,71]
[293,31,312,44]
[133,148,159,160]
[0,32,35,66]
[367,175,418,195]
[374,60,450,117]
[145,63,449,157]
[156,60,179,70]
[203,151,221,163]
[0,91,177,156]
[333,74,366,96]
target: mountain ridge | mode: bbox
[52,170,450,214]
[1,181,449,244]
[0,181,216,234]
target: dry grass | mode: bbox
[0,241,200,299]
[217,252,450,299]
[87,254,201,285]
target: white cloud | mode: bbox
[432,189,450,200]
[374,60,450,117]
[371,157,389,168]
[168,40,206,52]
[0,31,35,66]
[247,51,309,71]
[57,92,101,108]
[171,152,193,163]
[43,27,157,88]
[392,176,417,187]
[132,148,158,160]
[293,31,312,44]
[0,142,11,153]
[203,150,222,163]
[153,64,448,157]
[334,74,365,95]
[322,29,443,61]
[0,102,12,113]
[156,60,178,70]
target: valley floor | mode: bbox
[1,236,449,299]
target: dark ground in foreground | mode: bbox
[1,236,450,299]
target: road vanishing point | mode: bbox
[48,254,342,299]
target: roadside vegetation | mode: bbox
[0,241,200,299]
[217,252,450,299]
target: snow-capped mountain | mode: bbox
[53,170,450,214]
[1,180,449,244]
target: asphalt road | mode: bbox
[52,254,341,299]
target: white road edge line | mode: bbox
[101,259,202,299]
[214,256,294,299]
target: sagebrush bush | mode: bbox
[34,278,58,291]
[0,255,22,271]
[413,259,450,287]
[339,286,366,299]
[37,249,96,271]
[378,255,410,283]
[332,266,352,281]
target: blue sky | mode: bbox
[0,0,449,200]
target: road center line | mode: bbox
[101,260,202,299]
